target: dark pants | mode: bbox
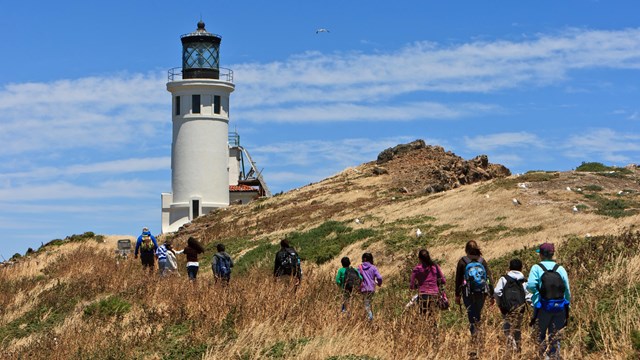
[140,252,155,268]
[418,294,438,315]
[503,309,525,353]
[463,293,486,336]
[341,290,353,312]
[537,308,566,359]
[187,265,199,280]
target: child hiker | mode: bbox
[455,240,494,360]
[335,256,362,313]
[494,258,532,355]
[410,249,446,322]
[358,252,383,321]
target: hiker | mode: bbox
[455,240,494,359]
[134,227,158,271]
[165,241,179,276]
[527,243,571,359]
[494,258,532,355]
[155,240,170,276]
[212,243,234,283]
[273,239,302,286]
[335,256,363,313]
[358,252,383,321]
[178,237,204,280]
[410,249,446,319]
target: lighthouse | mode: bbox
[161,21,235,233]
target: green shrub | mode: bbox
[583,184,603,192]
[84,296,131,318]
[263,338,310,359]
[288,221,376,265]
[631,329,640,352]
[576,162,632,174]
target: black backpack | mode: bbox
[498,275,526,315]
[279,249,300,276]
[538,263,566,300]
[343,267,362,292]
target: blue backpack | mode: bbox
[463,256,488,295]
[214,253,232,279]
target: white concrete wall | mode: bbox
[230,191,259,205]
[165,79,235,232]
[229,147,241,186]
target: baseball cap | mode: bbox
[536,242,555,254]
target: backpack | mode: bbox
[463,256,488,295]
[214,253,232,279]
[498,275,526,315]
[538,263,567,313]
[343,267,362,293]
[279,249,300,276]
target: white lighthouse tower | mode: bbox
[161,21,235,233]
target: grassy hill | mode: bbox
[1,147,639,359]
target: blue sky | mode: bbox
[1,1,639,258]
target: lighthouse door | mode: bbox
[191,199,200,219]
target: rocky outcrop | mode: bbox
[377,140,427,164]
[375,140,511,194]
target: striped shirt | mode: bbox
[155,245,168,260]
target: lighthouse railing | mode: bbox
[167,67,234,82]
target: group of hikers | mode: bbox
[133,227,233,282]
[134,228,571,359]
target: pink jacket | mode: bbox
[410,263,445,295]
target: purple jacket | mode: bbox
[358,262,383,293]
[410,263,445,295]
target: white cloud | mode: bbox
[564,128,640,162]
[239,102,498,123]
[254,136,418,168]
[0,157,170,181]
[0,180,163,201]
[0,73,168,156]
[233,28,640,110]
[487,154,524,167]
[464,132,544,152]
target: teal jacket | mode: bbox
[336,266,363,288]
[527,260,571,307]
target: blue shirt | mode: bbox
[527,260,571,307]
[134,231,158,256]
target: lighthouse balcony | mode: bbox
[168,67,233,82]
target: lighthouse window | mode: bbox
[175,96,181,115]
[192,95,201,114]
[214,95,221,114]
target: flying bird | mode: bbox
[512,198,521,206]
[315,28,330,34]
[416,229,423,238]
